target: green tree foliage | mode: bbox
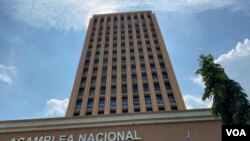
[196,54,250,125]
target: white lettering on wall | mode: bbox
[10,130,142,141]
[59,135,67,141]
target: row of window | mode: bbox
[79,79,172,96]
[93,13,152,28]
[74,92,177,116]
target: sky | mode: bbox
[0,0,250,120]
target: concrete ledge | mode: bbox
[0,109,219,133]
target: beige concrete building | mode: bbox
[0,10,221,141]
[66,10,186,117]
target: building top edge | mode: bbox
[92,10,152,17]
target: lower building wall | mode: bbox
[0,120,221,141]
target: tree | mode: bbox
[196,54,250,125]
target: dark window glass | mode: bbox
[156,95,163,105]
[81,77,86,85]
[99,99,105,108]
[75,100,82,110]
[154,83,161,92]
[145,96,151,105]
[78,88,84,96]
[133,84,138,94]
[132,74,137,81]
[143,84,149,93]
[142,74,147,81]
[165,82,172,90]
[100,87,106,96]
[162,72,168,79]
[111,86,116,95]
[122,85,127,94]
[89,88,95,96]
[112,76,116,83]
[122,75,127,82]
[111,98,116,108]
[133,96,139,106]
[87,100,93,109]
[91,77,96,84]
[152,73,158,81]
[168,94,176,104]
[122,97,128,107]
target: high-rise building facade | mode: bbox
[0,10,221,141]
[66,10,186,117]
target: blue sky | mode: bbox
[1,0,250,120]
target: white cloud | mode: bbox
[184,94,212,109]
[3,0,248,30]
[43,98,69,117]
[215,38,250,96]
[0,64,17,86]
[190,75,205,88]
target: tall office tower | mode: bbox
[66,10,186,117]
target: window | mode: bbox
[150,64,156,71]
[149,57,154,63]
[145,96,151,105]
[122,97,128,107]
[122,75,127,82]
[165,82,172,91]
[111,98,116,108]
[140,57,144,63]
[81,77,86,85]
[94,59,99,66]
[162,72,168,79]
[75,100,82,110]
[131,58,135,64]
[101,76,106,83]
[122,57,126,64]
[113,59,117,65]
[143,84,149,93]
[86,111,92,116]
[133,84,138,94]
[87,100,93,109]
[147,107,153,112]
[168,94,176,104]
[100,87,106,96]
[99,99,105,108]
[152,73,158,81]
[89,88,95,96]
[122,67,126,73]
[93,68,98,74]
[133,96,139,106]
[171,106,178,111]
[102,69,107,76]
[134,108,140,112]
[74,112,80,116]
[122,85,127,94]
[141,65,146,72]
[142,74,147,81]
[132,74,137,82]
[122,109,128,113]
[112,67,117,74]
[112,76,116,83]
[78,88,84,96]
[111,86,116,95]
[91,77,96,84]
[156,95,163,105]
[154,83,161,92]
[131,66,136,73]
[160,62,166,69]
